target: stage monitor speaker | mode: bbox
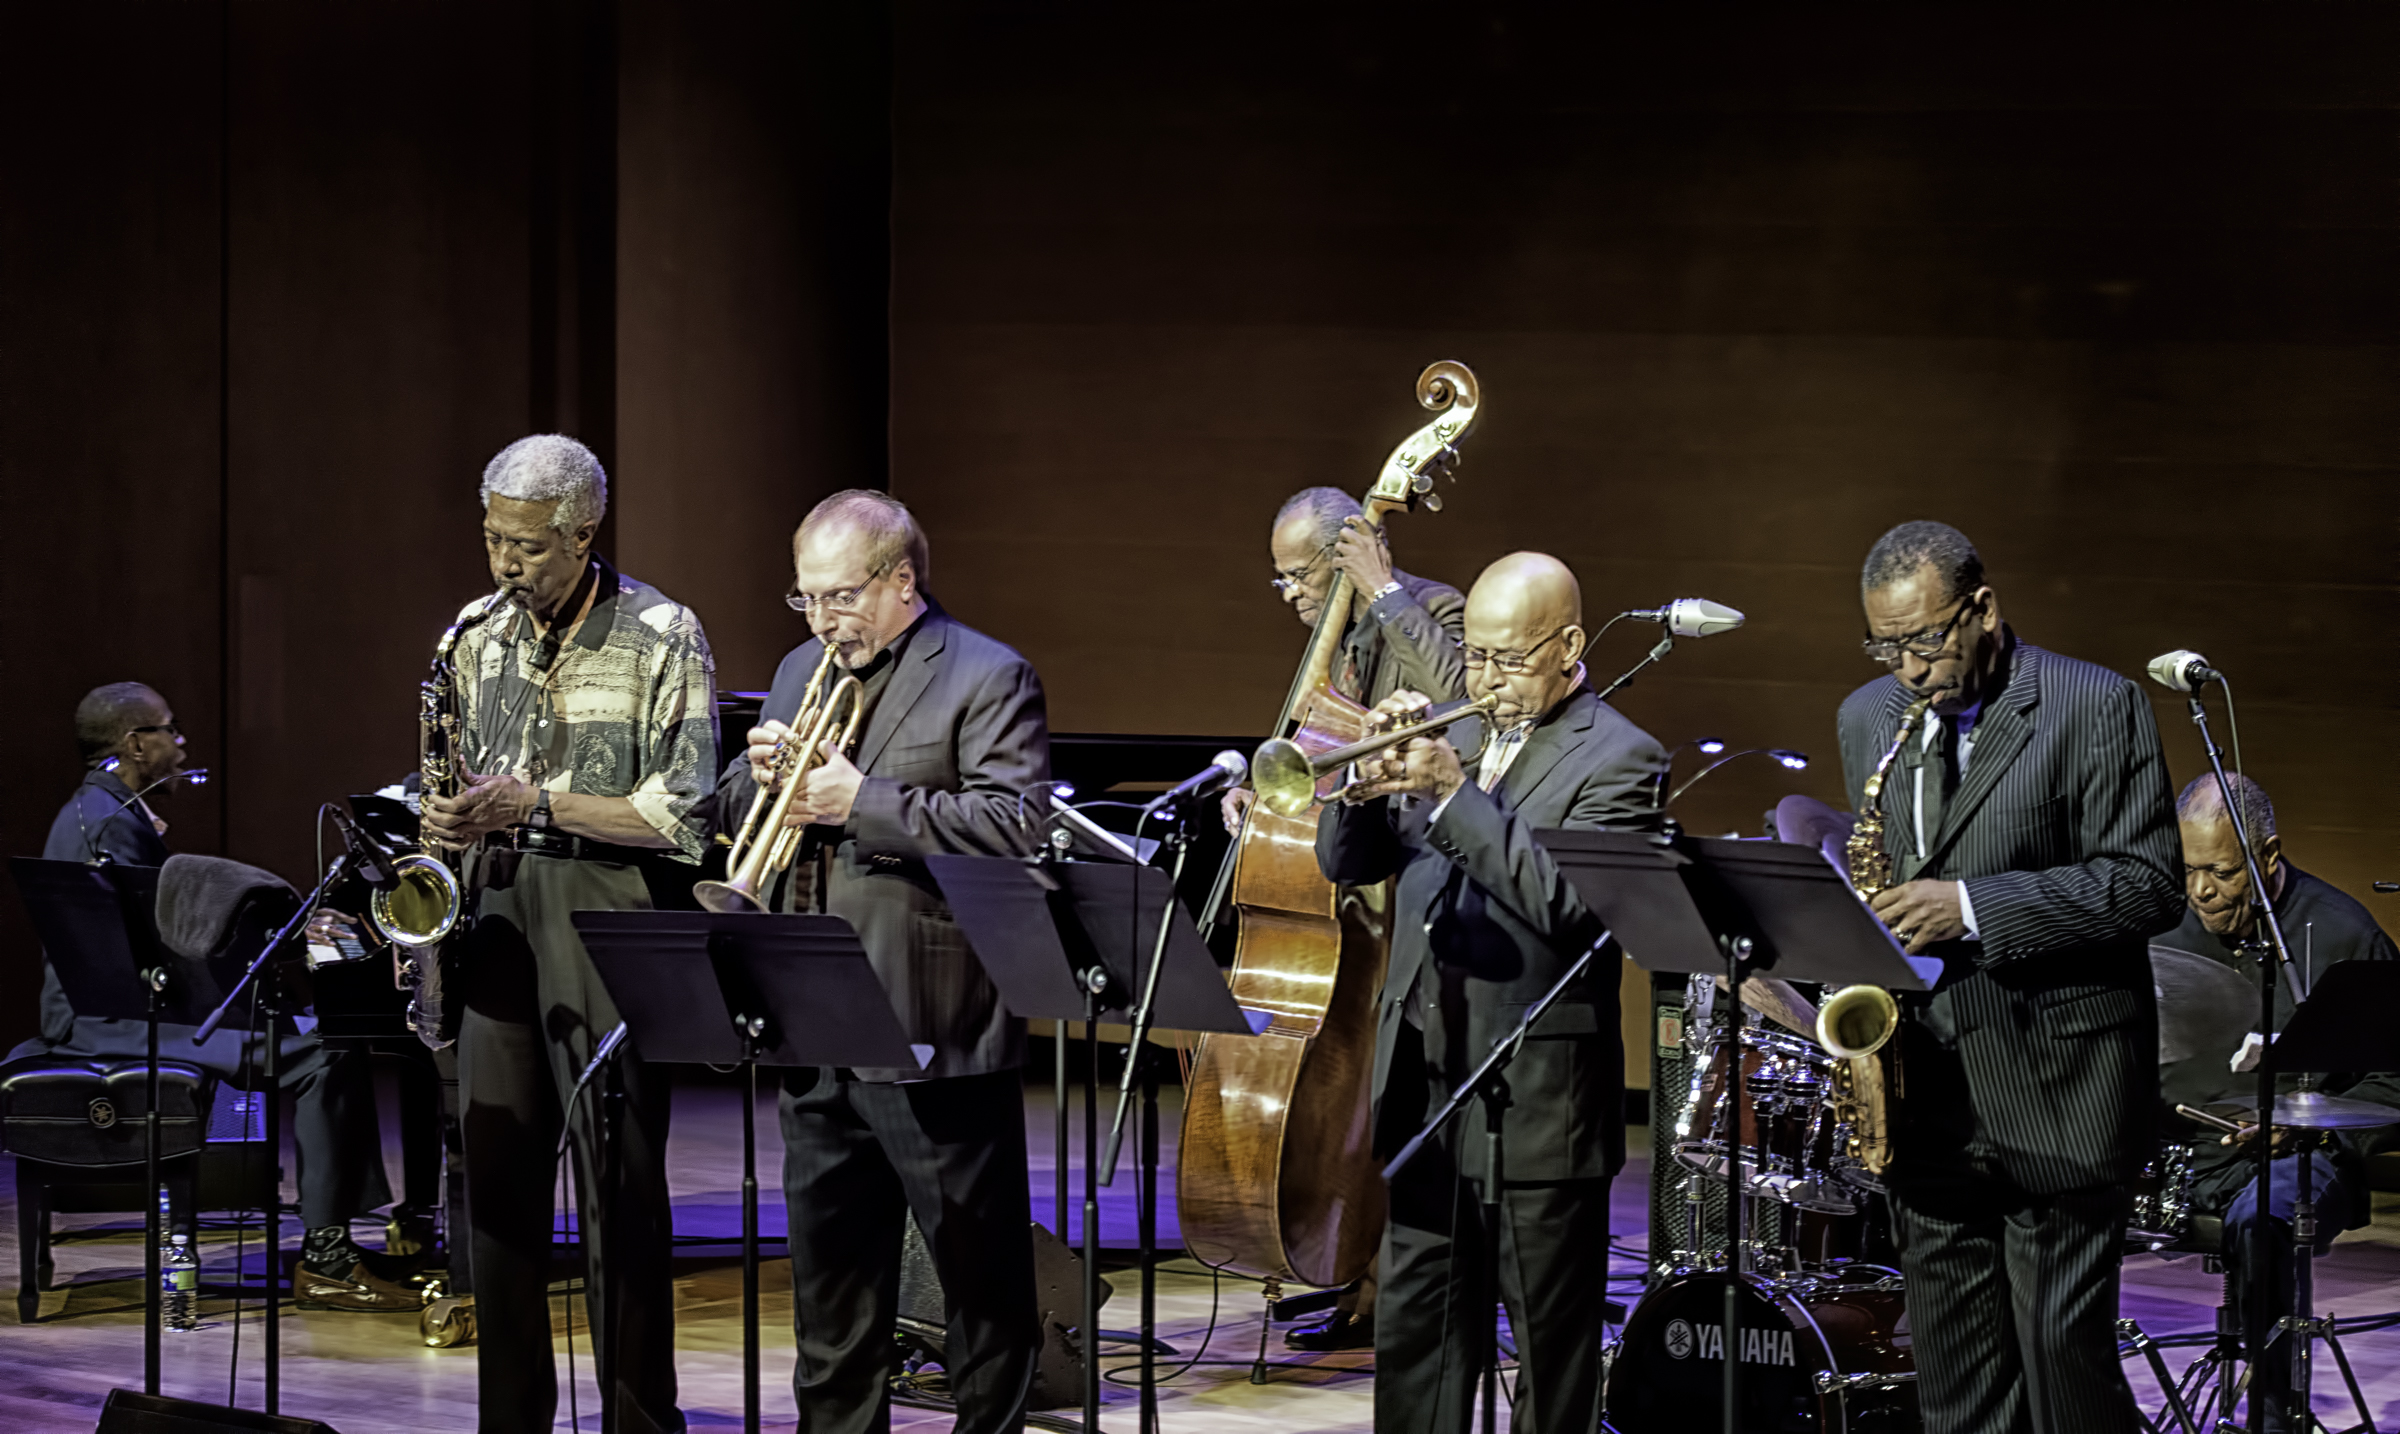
[96,1388,341,1434]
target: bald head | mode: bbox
[1462,552,1586,725]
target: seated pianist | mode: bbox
[17,681,420,1312]
[2162,772,2400,1428]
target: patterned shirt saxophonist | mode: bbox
[450,554,717,862]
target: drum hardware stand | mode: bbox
[1385,933,1609,1434]
[2270,1126,2378,1434]
[2179,678,2304,1434]
[2115,1318,2206,1434]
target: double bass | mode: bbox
[1178,362,1480,1288]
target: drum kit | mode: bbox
[1603,947,2400,1434]
[1606,973,1921,1434]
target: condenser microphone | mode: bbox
[1144,750,1250,816]
[329,808,402,891]
[1624,598,1746,639]
[2146,650,2223,693]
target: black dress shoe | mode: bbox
[1285,1311,1373,1352]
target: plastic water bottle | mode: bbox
[162,1235,199,1331]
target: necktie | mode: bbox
[1919,714,1958,859]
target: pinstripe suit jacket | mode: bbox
[1838,639,2183,1194]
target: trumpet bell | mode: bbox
[1250,737,1321,818]
[693,878,770,915]
[370,854,465,948]
[1817,983,1900,1059]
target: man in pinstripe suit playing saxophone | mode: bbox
[1840,521,2183,1434]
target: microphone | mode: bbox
[94,764,211,829]
[2147,650,2223,693]
[329,808,401,890]
[1624,598,1746,639]
[1143,750,1250,816]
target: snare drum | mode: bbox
[1676,1025,1855,1213]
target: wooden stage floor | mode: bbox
[2,1075,2396,1432]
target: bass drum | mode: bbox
[1605,1270,1919,1434]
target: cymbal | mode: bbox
[2223,1090,2400,1131]
[1772,795,1853,872]
[2150,944,2257,1066]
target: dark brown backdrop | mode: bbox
[4,4,2393,1054]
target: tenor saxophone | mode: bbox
[374,586,510,1050]
[1818,692,1934,1181]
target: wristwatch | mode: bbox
[528,788,554,829]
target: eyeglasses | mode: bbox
[1268,541,1339,597]
[1860,596,1976,665]
[1462,628,1568,676]
[786,559,894,616]
[128,721,182,739]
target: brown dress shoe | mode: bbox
[296,1254,430,1313]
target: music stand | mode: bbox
[2243,958,2400,1429]
[1538,830,1933,1434]
[574,910,925,1434]
[927,851,1256,1434]
[10,859,179,1392]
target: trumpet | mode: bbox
[695,657,868,915]
[720,648,838,875]
[1249,694,1499,818]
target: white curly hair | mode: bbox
[480,433,608,535]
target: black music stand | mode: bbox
[10,858,178,1392]
[574,910,925,1434]
[927,851,1256,1434]
[2247,959,2400,1430]
[1538,829,1934,1434]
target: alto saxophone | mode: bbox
[373,586,511,1050]
[1817,692,1934,1182]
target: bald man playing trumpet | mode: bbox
[1317,552,1667,1434]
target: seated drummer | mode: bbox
[2165,771,2399,1427]
[24,682,416,1312]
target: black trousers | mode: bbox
[779,1066,1038,1434]
[458,856,681,1434]
[1373,1026,1610,1434]
[1890,1165,2137,1434]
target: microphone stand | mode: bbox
[193,849,357,1416]
[1594,635,1675,704]
[1098,799,1202,1434]
[2179,684,2302,1434]
[1384,933,1611,1434]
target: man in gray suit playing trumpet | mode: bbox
[714,489,1049,1434]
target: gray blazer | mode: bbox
[1838,638,2183,1195]
[716,607,1050,1080]
[1339,566,1468,706]
[1316,688,1666,1183]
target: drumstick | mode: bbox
[1717,974,1820,1037]
[2174,1102,2250,1136]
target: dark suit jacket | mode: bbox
[1838,637,2182,1195]
[714,607,1050,1081]
[1316,687,1666,1183]
[1339,567,1468,706]
[2168,865,2400,1221]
